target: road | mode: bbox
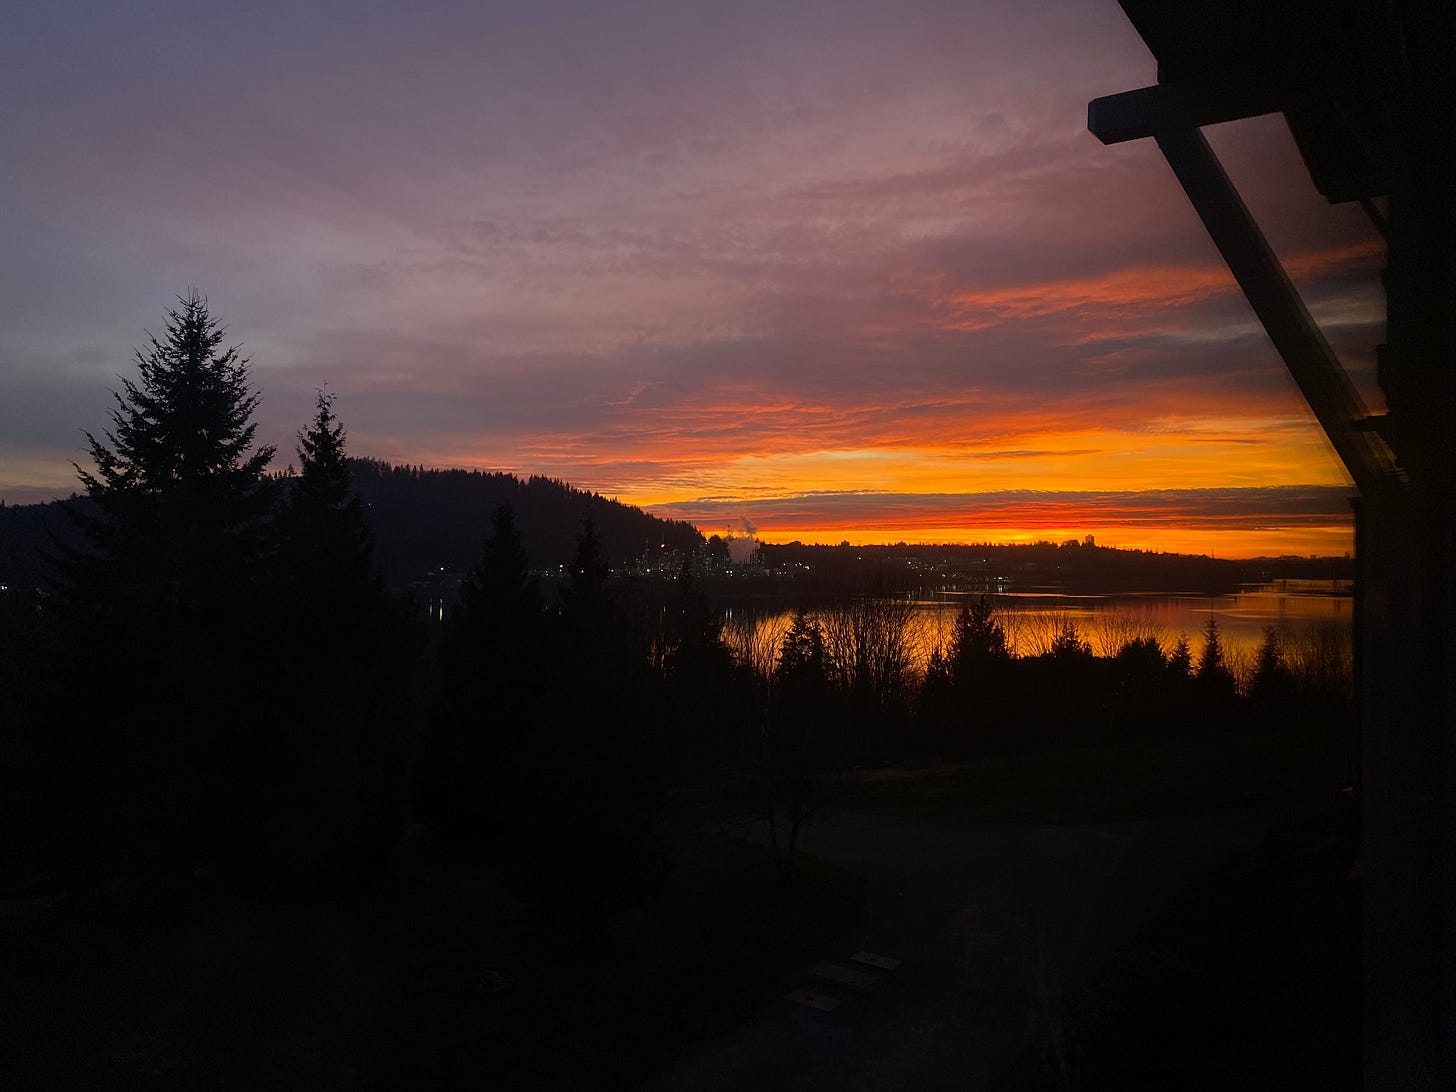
[640,807,1271,1090]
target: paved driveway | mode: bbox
[641,808,1271,1090]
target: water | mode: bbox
[724,581,1353,678]
[929,581,1352,657]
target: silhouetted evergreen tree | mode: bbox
[450,503,543,674]
[774,607,835,752]
[559,518,613,635]
[1049,620,1093,661]
[654,562,740,760]
[1249,625,1296,730]
[1114,635,1165,676]
[1155,632,1199,731]
[760,609,836,880]
[1196,617,1236,697]
[57,292,276,885]
[1168,634,1194,679]
[948,596,1011,687]
[508,521,665,931]
[1190,617,1239,734]
[1111,636,1168,739]
[1023,620,1097,747]
[432,503,545,841]
[777,609,829,688]
[275,390,373,595]
[262,390,415,890]
[658,563,725,678]
[943,596,1014,754]
[914,645,956,755]
[69,292,275,624]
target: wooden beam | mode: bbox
[1088,79,1398,489]
[1148,124,1396,489]
[1088,71,1291,145]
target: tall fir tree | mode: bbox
[762,609,835,880]
[1249,625,1296,728]
[432,503,545,841]
[948,596,1010,688]
[1195,615,1237,709]
[452,502,542,669]
[59,293,276,884]
[942,597,1014,754]
[1168,634,1195,678]
[558,518,613,642]
[71,291,274,628]
[511,520,665,930]
[776,609,829,693]
[771,609,833,761]
[265,389,412,890]
[275,388,373,599]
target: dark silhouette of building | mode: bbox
[1090,3,1452,1086]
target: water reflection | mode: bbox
[723,581,1352,676]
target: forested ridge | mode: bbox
[346,458,702,584]
[1,489,1352,602]
[0,459,700,595]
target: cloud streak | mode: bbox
[656,485,1356,556]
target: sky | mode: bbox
[2,0,1386,556]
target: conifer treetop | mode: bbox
[291,387,352,512]
[78,291,274,506]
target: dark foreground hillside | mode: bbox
[0,820,863,1089]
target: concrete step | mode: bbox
[808,960,882,993]
[850,950,902,971]
[784,986,848,1012]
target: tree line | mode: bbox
[2,296,409,895]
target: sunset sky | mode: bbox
[2,0,1385,556]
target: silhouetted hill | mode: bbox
[757,541,1352,595]
[0,465,701,595]
[0,496,88,594]
[0,480,1352,598]
[347,459,703,585]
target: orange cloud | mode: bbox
[930,239,1384,331]
[653,486,1355,558]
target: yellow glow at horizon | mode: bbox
[611,416,1348,509]
[418,412,1356,557]
[747,524,1353,558]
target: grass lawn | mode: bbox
[827,728,1350,824]
[0,821,864,1089]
